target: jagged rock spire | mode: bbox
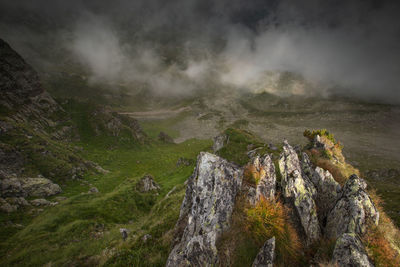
[278,140,321,245]
[166,152,243,266]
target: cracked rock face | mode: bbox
[331,233,374,267]
[311,166,342,223]
[166,152,243,267]
[247,155,276,205]
[279,140,321,244]
[325,174,379,239]
[252,237,275,267]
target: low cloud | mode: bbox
[1,0,400,103]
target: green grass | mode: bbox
[0,96,212,266]
[217,128,263,166]
[0,137,211,266]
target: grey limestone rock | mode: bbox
[88,187,99,194]
[252,237,275,267]
[325,174,379,239]
[311,166,342,223]
[0,177,61,198]
[247,154,276,205]
[331,233,374,267]
[279,140,321,244]
[20,177,62,197]
[136,175,160,192]
[166,152,243,267]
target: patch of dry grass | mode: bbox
[217,193,304,266]
[364,190,400,267]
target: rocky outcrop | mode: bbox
[0,39,44,106]
[246,155,276,205]
[0,177,61,198]
[325,174,379,240]
[21,177,62,197]
[252,237,275,267]
[311,166,342,223]
[91,108,147,143]
[136,175,160,193]
[212,134,228,153]
[331,233,374,267]
[279,140,321,244]
[0,39,68,136]
[166,152,242,266]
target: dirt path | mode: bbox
[119,106,191,119]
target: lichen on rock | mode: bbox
[279,140,321,244]
[325,174,379,240]
[166,152,242,266]
[311,166,342,223]
[245,154,276,205]
[331,233,374,267]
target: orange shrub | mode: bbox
[245,197,302,265]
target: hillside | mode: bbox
[0,40,400,267]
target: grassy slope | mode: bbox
[0,101,212,266]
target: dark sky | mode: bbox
[1,0,400,102]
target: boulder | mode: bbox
[20,177,62,197]
[325,175,379,239]
[331,233,374,267]
[279,140,321,244]
[252,237,275,267]
[246,155,276,205]
[136,175,160,192]
[212,134,228,153]
[166,152,243,266]
[88,187,99,194]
